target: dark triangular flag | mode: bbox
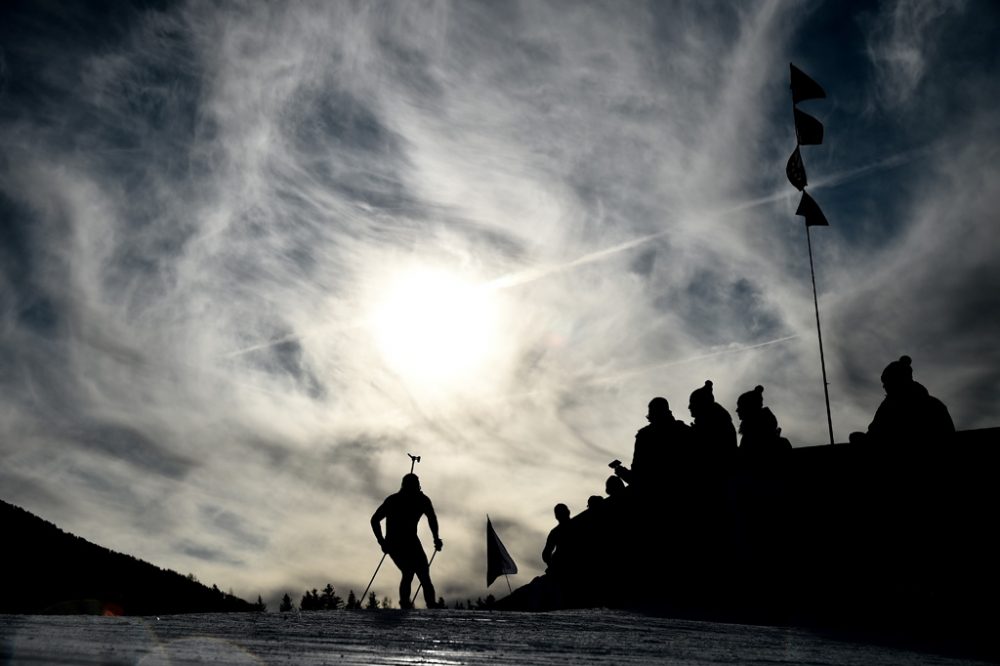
[795,190,829,227]
[486,516,517,587]
[794,108,824,146]
[790,63,826,104]
[786,146,808,191]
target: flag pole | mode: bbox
[806,224,835,445]
[788,63,834,445]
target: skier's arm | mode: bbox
[425,497,443,551]
[371,502,388,551]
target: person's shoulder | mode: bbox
[713,402,733,419]
[635,424,656,441]
[373,493,396,514]
[925,394,955,426]
[921,388,949,411]
[927,394,949,410]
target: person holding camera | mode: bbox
[611,396,691,489]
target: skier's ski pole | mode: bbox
[361,552,387,604]
[410,550,438,606]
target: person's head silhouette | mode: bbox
[400,473,421,493]
[554,503,570,523]
[736,385,765,421]
[646,396,672,424]
[605,475,625,497]
[688,380,715,420]
[881,355,914,397]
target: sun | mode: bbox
[371,268,504,391]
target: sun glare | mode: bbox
[371,268,503,391]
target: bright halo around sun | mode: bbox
[371,268,504,392]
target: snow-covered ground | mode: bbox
[0,609,991,665]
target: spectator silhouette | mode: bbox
[613,397,690,488]
[370,474,443,609]
[605,475,625,499]
[587,495,605,511]
[850,355,955,445]
[542,503,572,571]
[736,385,791,456]
[688,380,737,458]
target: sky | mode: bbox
[2,0,999,607]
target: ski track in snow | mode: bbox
[0,609,991,665]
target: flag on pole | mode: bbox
[787,63,835,446]
[786,146,808,191]
[486,516,517,587]
[793,108,824,146]
[796,190,829,227]
[790,63,826,104]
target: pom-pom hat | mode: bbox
[737,385,765,410]
[881,355,913,384]
[690,380,715,405]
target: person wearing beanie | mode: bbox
[735,385,791,456]
[851,355,955,445]
[688,380,737,458]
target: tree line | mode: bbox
[273,584,499,612]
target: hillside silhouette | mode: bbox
[1,500,256,615]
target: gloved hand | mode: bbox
[378,539,388,554]
[433,537,444,552]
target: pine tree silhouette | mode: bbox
[320,584,343,610]
[279,593,294,612]
[300,589,321,611]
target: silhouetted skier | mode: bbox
[612,397,690,487]
[370,473,443,609]
[850,355,955,445]
[736,385,791,456]
[542,503,571,571]
[688,380,736,459]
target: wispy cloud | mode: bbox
[864,0,968,108]
[1,0,998,604]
